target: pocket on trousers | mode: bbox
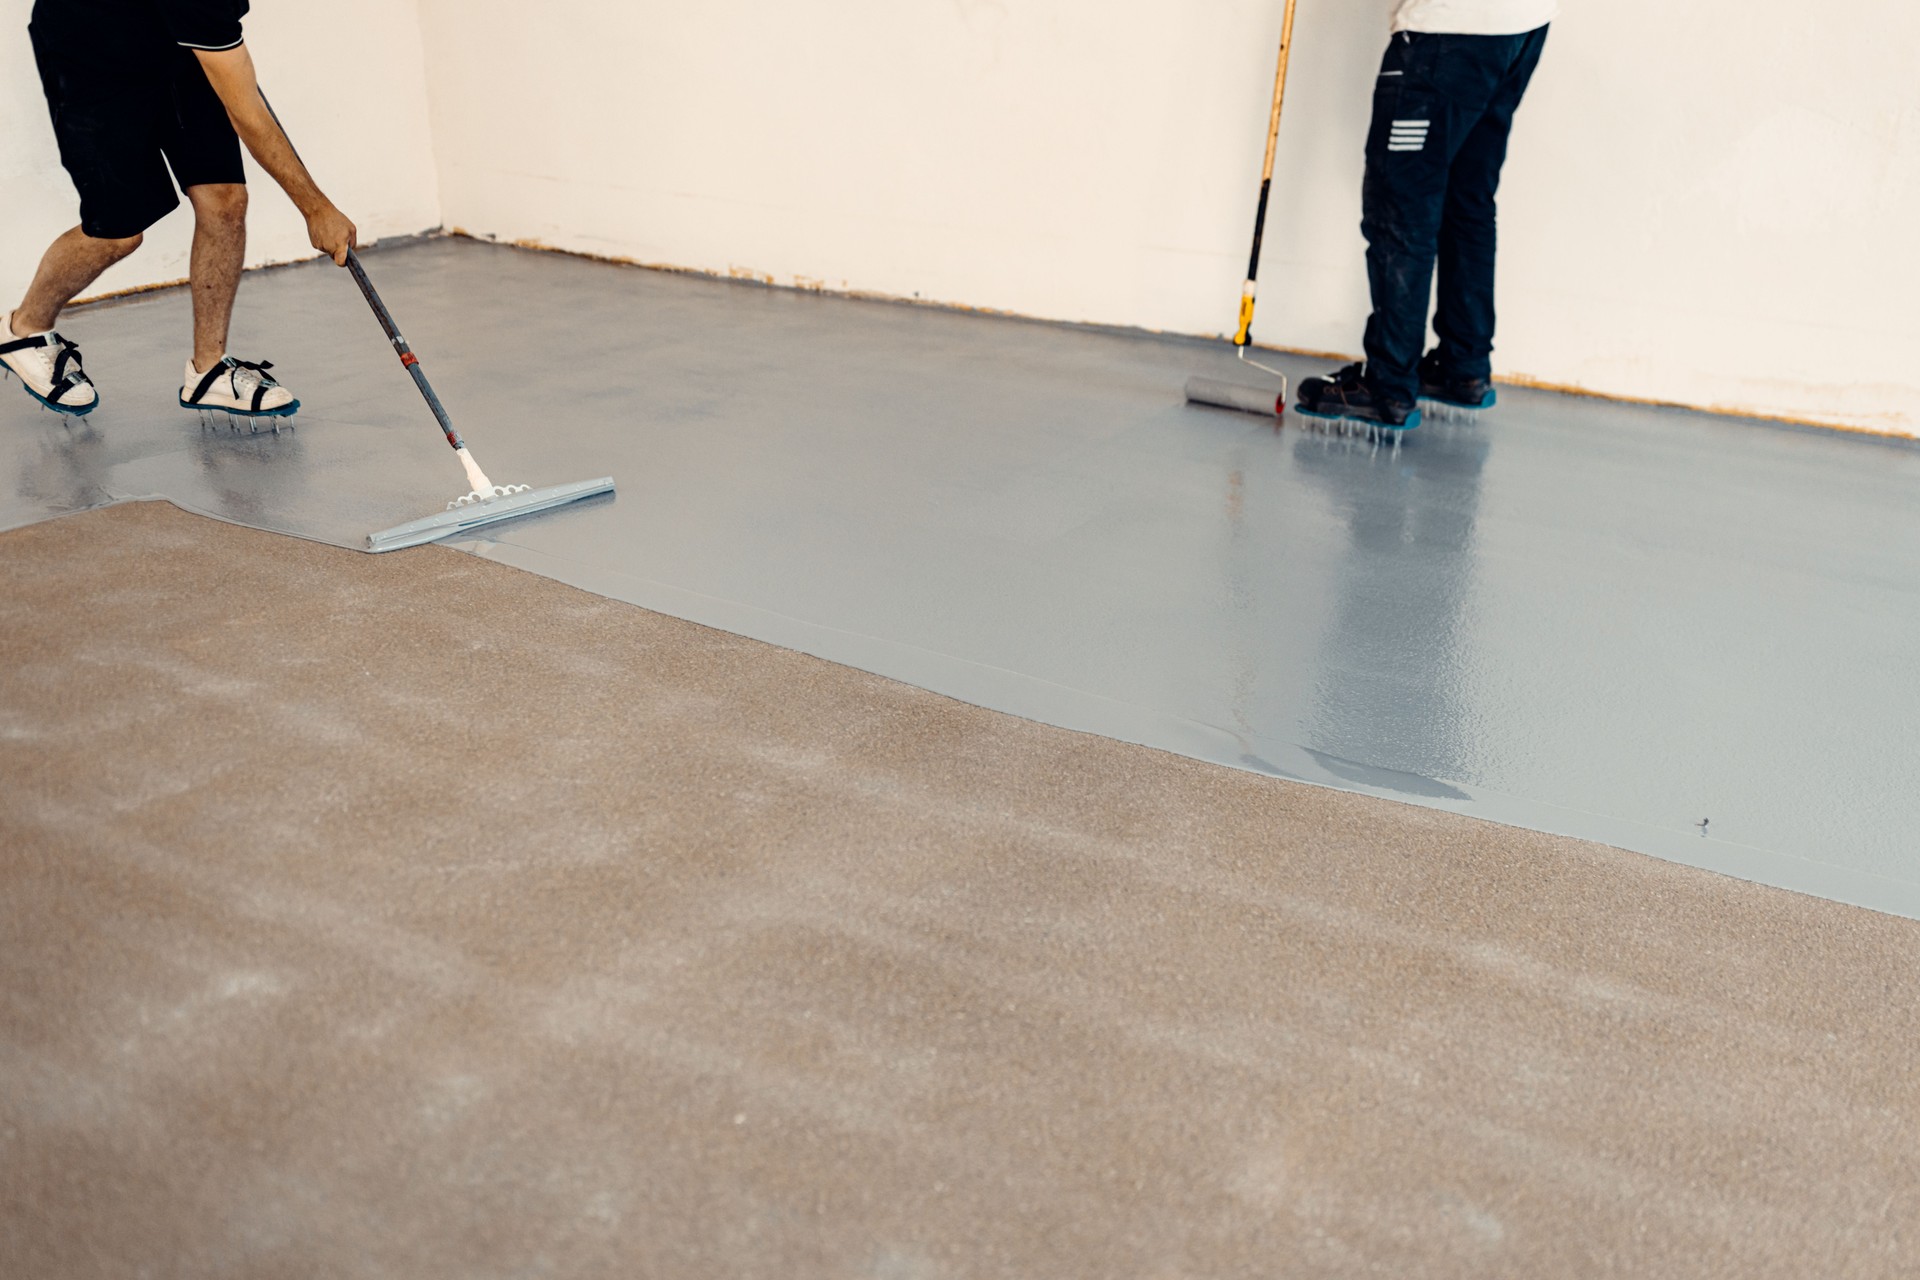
[1367,83,1441,162]
[1400,31,1504,107]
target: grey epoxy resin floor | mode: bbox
[6,236,1918,916]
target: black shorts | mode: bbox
[29,27,246,240]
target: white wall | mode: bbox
[1,0,440,306]
[7,2,1912,436]
[416,0,1919,437]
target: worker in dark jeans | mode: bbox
[1297,10,1551,432]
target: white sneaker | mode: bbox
[0,311,99,415]
[180,355,299,419]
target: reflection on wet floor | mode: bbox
[5,236,1918,916]
[1291,419,1492,799]
[13,416,114,514]
[191,420,307,528]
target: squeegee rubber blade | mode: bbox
[366,476,616,552]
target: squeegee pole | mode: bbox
[1234,0,1299,350]
[345,250,467,454]
[254,88,468,455]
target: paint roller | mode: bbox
[1184,0,1298,420]
[1184,376,1286,418]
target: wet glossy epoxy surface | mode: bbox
[7,237,1918,914]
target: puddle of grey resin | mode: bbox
[7,236,1920,917]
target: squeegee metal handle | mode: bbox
[345,250,468,453]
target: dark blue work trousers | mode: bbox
[1361,26,1549,404]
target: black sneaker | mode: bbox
[1417,351,1496,412]
[1295,362,1421,431]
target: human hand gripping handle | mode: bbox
[306,204,358,267]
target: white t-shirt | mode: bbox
[1391,0,1558,35]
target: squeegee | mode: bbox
[349,251,614,552]
[252,88,611,552]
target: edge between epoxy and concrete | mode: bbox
[459,533,1920,925]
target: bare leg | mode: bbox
[185,183,247,373]
[11,227,143,337]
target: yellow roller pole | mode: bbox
[1233,0,1300,350]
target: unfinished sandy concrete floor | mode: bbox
[3,502,1917,1278]
[5,237,1918,917]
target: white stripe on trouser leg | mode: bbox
[1388,119,1429,152]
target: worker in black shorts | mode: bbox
[2,0,357,419]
